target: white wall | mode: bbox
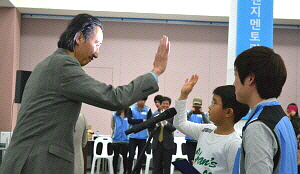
[20,18,300,134]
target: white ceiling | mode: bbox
[1,0,300,25]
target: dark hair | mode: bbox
[213,85,249,123]
[234,46,287,99]
[57,13,104,52]
[116,108,129,116]
[154,95,163,102]
[141,96,148,101]
[160,96,172,105]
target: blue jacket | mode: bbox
[112,112,130,143]
[128,104,152,139]
[185,111,203,141]
[232,101,297,174]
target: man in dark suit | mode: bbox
[151,96,176,174]
[0,13,170,174]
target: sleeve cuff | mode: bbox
[150,72,158,83]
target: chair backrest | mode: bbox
[93,136,113,157]
[146,138,153,155]
[174,137,186,156]
[0,132,13,147]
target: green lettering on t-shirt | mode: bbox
[194,148,218,169]
[202,170,212,174]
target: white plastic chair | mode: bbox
[118,154,124,174]
[131,140,153,174]
[170,137,188,174]
[132,148,144,174]
[144,142,153,174]
[91,137,114,174]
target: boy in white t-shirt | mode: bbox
[174,75,249,174]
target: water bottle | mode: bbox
[96,131,99,137]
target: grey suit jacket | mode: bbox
[0,48,158,174]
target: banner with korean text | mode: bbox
[227,0,274,85]
[236,0,274,55]
[227,0,273,120]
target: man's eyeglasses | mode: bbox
[211,100,223,106]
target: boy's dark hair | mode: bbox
[213,85,249,123]
[141,96,148,101]
[58,13,104,52]
[234,46,287,99]
[160,96,171,105]
[154,95,163,102]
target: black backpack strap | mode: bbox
[242,105,284,171]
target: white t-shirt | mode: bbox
[174,100,241,174]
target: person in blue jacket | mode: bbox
[127,97,152,174]
[185,97,210,164]
[111,108,130,174]
[232,46,297,174]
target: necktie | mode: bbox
[158,126,164,142]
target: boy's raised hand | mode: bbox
[179,74,199,101]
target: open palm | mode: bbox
[180,74,199,97]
